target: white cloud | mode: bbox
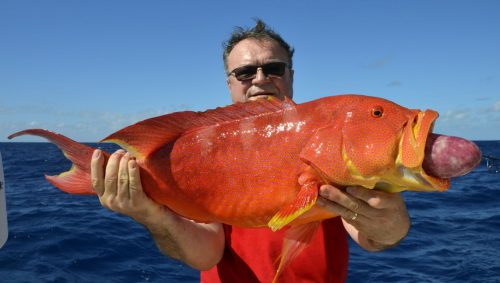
[494,101,500,111]
[365,56,391,69]
[440,109,472,122]
[387,81,402,87]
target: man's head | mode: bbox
[223,19,294,103]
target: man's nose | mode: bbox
[252,67,268,84]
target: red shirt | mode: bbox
[201,217,349,283]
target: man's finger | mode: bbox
[128,159,143,199]
[316,197,365,223]
[346,186,391,209]
[91,149,105,196]
[117,152,131,200]
[104,149,125,197]
[319,185,367,215]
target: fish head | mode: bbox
[301,95,449,192]
[340,96,447,191]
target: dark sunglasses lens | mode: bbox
[262,62,286,76]
[234,66,258,81]
[232,62,287,81]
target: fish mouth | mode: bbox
[375,110,451,192]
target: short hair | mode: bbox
[222,19,294,74]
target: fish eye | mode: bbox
[371,106,384,118]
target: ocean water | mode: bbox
[0,141,498,283]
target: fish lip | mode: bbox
[398,110,450,191]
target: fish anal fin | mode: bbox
[268,172,319,232]
[272,221,322,283]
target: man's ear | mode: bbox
[290,68,294,83]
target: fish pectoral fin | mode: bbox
[268,178,318,232]
[272,221,322,283]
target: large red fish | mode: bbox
[9,94,481,282]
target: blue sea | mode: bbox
[0,141,499,283]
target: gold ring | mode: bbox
[351,212,358,221]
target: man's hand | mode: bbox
[91,149,164,225]
[317,185,410,251]
[90,149,225,270]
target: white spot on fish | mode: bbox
[262,121,306,138]
[315,142,324,155]
[264,125,274,138]
[296,121,305,132]
[345,111,353,123]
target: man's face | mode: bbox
[226,38,294,103]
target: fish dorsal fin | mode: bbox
[103,97,296,159]
[198,96,296,124]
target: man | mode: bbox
[90,20,410,282]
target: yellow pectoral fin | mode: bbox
[268,180,318,232]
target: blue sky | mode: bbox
[1,0,499,142]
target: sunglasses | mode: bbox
[228,62,289,81]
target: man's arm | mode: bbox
[317,185,410,251]
[91,149,225,270]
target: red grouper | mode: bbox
[9,94,481,282]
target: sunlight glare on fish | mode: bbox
[263,121,306,138]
